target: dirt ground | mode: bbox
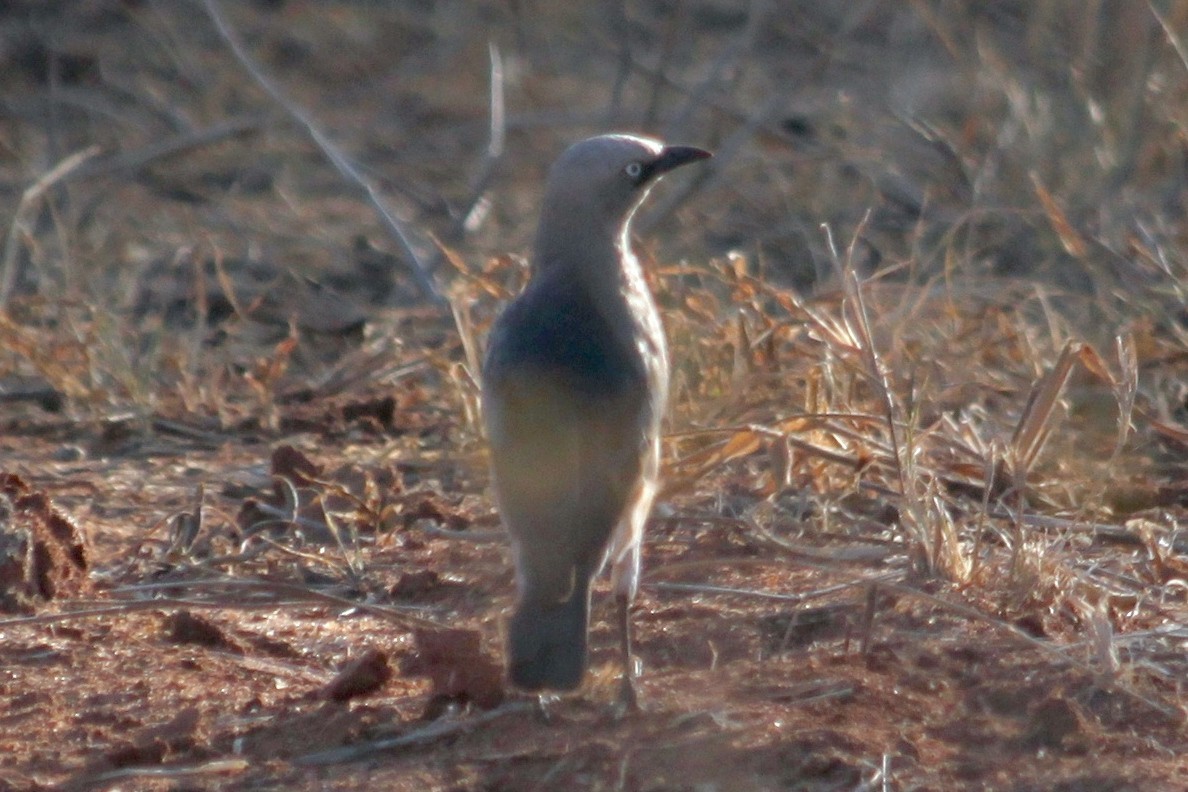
[3,377,1186,791]
[2,363,1187,791]
[3,2,1188,790]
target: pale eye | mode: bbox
[624,162,643,179]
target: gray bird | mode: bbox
[482,133,711,708]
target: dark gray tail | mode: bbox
[507,584,590,692]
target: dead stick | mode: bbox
[198,0,443,305]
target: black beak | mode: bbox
[642,145,712,181]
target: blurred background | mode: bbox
[3,7,1187,787]
[1,0,1185,397]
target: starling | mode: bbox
[482,134,711,708]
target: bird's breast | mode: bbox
[487,284,660,402]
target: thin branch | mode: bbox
[67,116,263,181]
[293,701,534,765]
[605,0,635,123]
[0,145,101,309]
[648,576,897,605]
[661,0,769,140]
[68,758,250,790]
[1147,0,1188,76]
[460,41,507,231]
[198,0,443,305]
[0,579,444,630]
[640,90,784,233]
[425,41,508,271]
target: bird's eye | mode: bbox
[624,162,643,179]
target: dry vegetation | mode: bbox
[1,1,1187,790]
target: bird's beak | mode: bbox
[646,145,712,179]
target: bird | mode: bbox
[481,133,711,709]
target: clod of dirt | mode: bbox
[759,735,864,788]
[402,495,472,531]
[237,448,409,543]
[101,706,203,769]
[271,444,323,486]
[322,647,392,701]
[389,569,441,599]
[88,415,144,457]
[1020,694,1092,753]
[759,603,852,653]
[163,610,243,652]
[1013,612,1049,637]
[402,628,505,711]
[341,395,396,428]
[0,472,88,613]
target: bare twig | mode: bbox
[1009,340,1078,475]
[841,220,903,493]
[0,145,100,309]
[648,575,898,605]
[426,42,507,272]
[419,523,504,542]
[662,0,770,140]
[637,0,775,231]
[198,0,443,305]
[1110,330,1139,465]
[67,116,262,182]
[466,42,507,229]
[293,702,534,765]
[582,21,803,148]
[0,579,443,629]
[605,0,635,123]
[641,90,785,233]
[644,3,686,128]
[1147,0,1188,76]
[858,583,879,655]
[67,758,250,790]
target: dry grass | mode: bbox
[2,1,1188,788]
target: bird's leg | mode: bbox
[610,524,644,716]
[615,591,639,714]
[533,692,559,723]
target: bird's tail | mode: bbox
[507,582,590,692]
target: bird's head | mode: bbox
[540,133,712,233]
